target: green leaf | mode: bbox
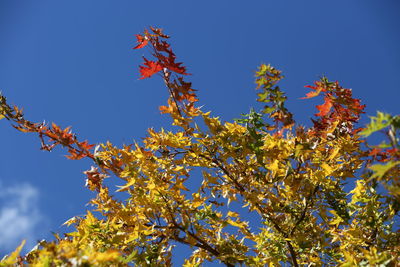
[375,141,392,149]
[262,106,276,114]
[359,112,393,137]
[257,91,270,103]
[368,161,400,180]
[121,250,138,264]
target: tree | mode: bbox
[1,27,399,266]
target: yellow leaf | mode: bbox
[349,180,366,204]
[192,193,204,208]
[0,240,25,266]
[62,216,79,226]
[328,146,340,161]
[266,160,279,173]
[90,249,120,263]
[227,211,239,218]
[148,181,156,190]
[173,165,185,172]
[116,178,136,192]
[202,171,218,184]
[328,210,344,226]
[174,179,189,191]
[321,162,333,175]
[127,231,139,242]
[227,219,244,228]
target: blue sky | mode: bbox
[0,0,399,262]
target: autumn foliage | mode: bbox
[1,27,399,266]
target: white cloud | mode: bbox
[0,182,44,254]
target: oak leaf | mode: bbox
[133,34,148,49]
[139,57,163,79]
[315,97,333,117]
[301,83,325,99]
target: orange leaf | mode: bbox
[301,84,324,99]
[66,148,85,160]
[315,97,333,117]
[159,105,172,114]
[79,140,95,151]
[368,148,382,156]
[300,90,319,99]
[133,34,148,49]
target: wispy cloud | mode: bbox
[0,182,44,255]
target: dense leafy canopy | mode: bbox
[1,27,399,266]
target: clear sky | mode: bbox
[0,0,399,262]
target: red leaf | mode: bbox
[150,26,170,38]
[133,34,148,49]
[139,58,163,79]
[154,40,172,54]
[84,166,107,191]
[369,148,382,156]
[157,54,189,75]
[315,97,333,117]
[387,148,398,155]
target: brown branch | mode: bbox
[286,241,299,267]
[162,68,184,119]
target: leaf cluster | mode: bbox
[0,28,399,266]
